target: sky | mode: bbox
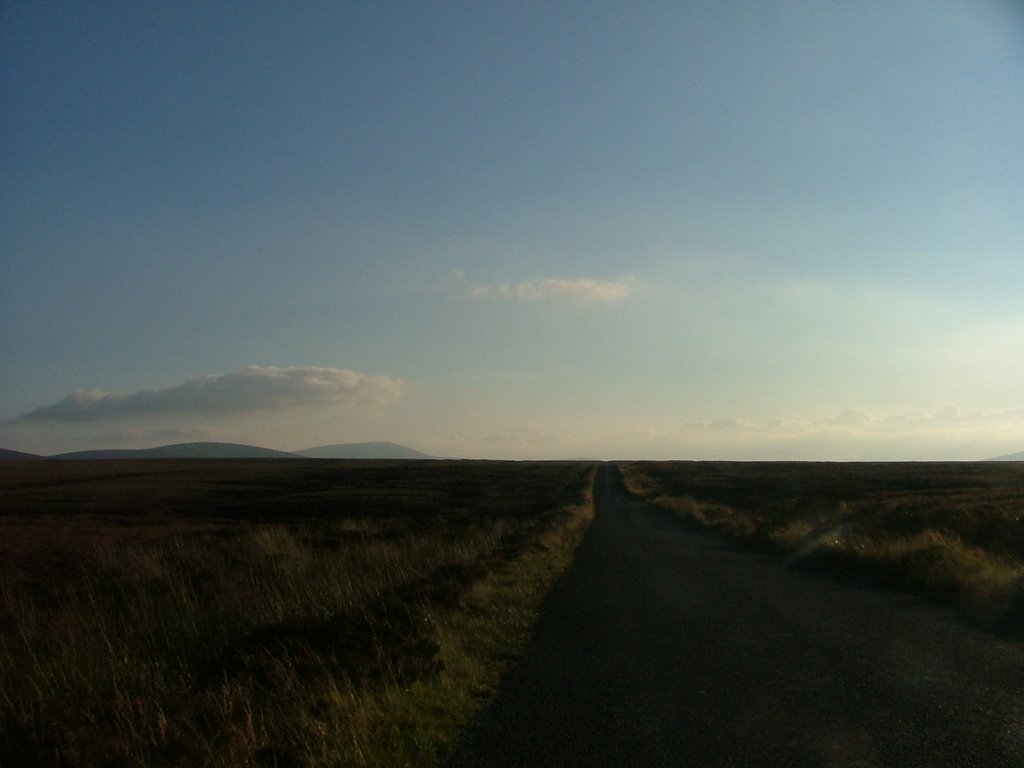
[2,1,1023,460]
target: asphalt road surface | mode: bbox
[448,464,1024,767]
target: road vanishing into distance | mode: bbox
[448,464,1024,767]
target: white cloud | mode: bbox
[470,276,637,303]
[569,406,1024,461]
[668,407,1024,460]
[817,409,876,426]
[15,366,405,422]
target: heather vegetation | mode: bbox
[619,461,1024,623]
[0,459,595,767]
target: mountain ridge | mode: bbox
[296,441,436,459]
[0,440,437,461]
[0,448,45,461]
[985,451,1024,462]
[49,442,299,460]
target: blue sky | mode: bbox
[2,1,1023,459]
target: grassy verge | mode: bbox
[0,460,596,767]
[345,479,595,766]
[619,461,1024,624]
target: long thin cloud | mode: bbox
[668,407,1024,460]
[16,366,405,422]
[470,276,637,303]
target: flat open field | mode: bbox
[7,459,1024,766]
[0,459,595,767]
[620,461,1024,624]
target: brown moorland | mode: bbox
[0,459,596,768]
[620,461,1024,626]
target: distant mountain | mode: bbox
[985,451,1024,462]
[0,448,45,461]
[50,442,299,460]
[296,441,436,459]
[18,440,436,461]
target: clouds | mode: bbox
[469,276,637,303]
[420,405,1024,461]
[654,407,1024,461]
[16,366,405,422]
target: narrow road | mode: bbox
[448,464,1024,767]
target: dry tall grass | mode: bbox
[0,460,595,767]
[619,461,1024,622]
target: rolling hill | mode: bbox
[0,448,45,461]
[986,451,1024,461]
[1,440,437,460]
[49,442,299,460]
[295,441,437,459]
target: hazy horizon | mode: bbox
[2,2,1023,461]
